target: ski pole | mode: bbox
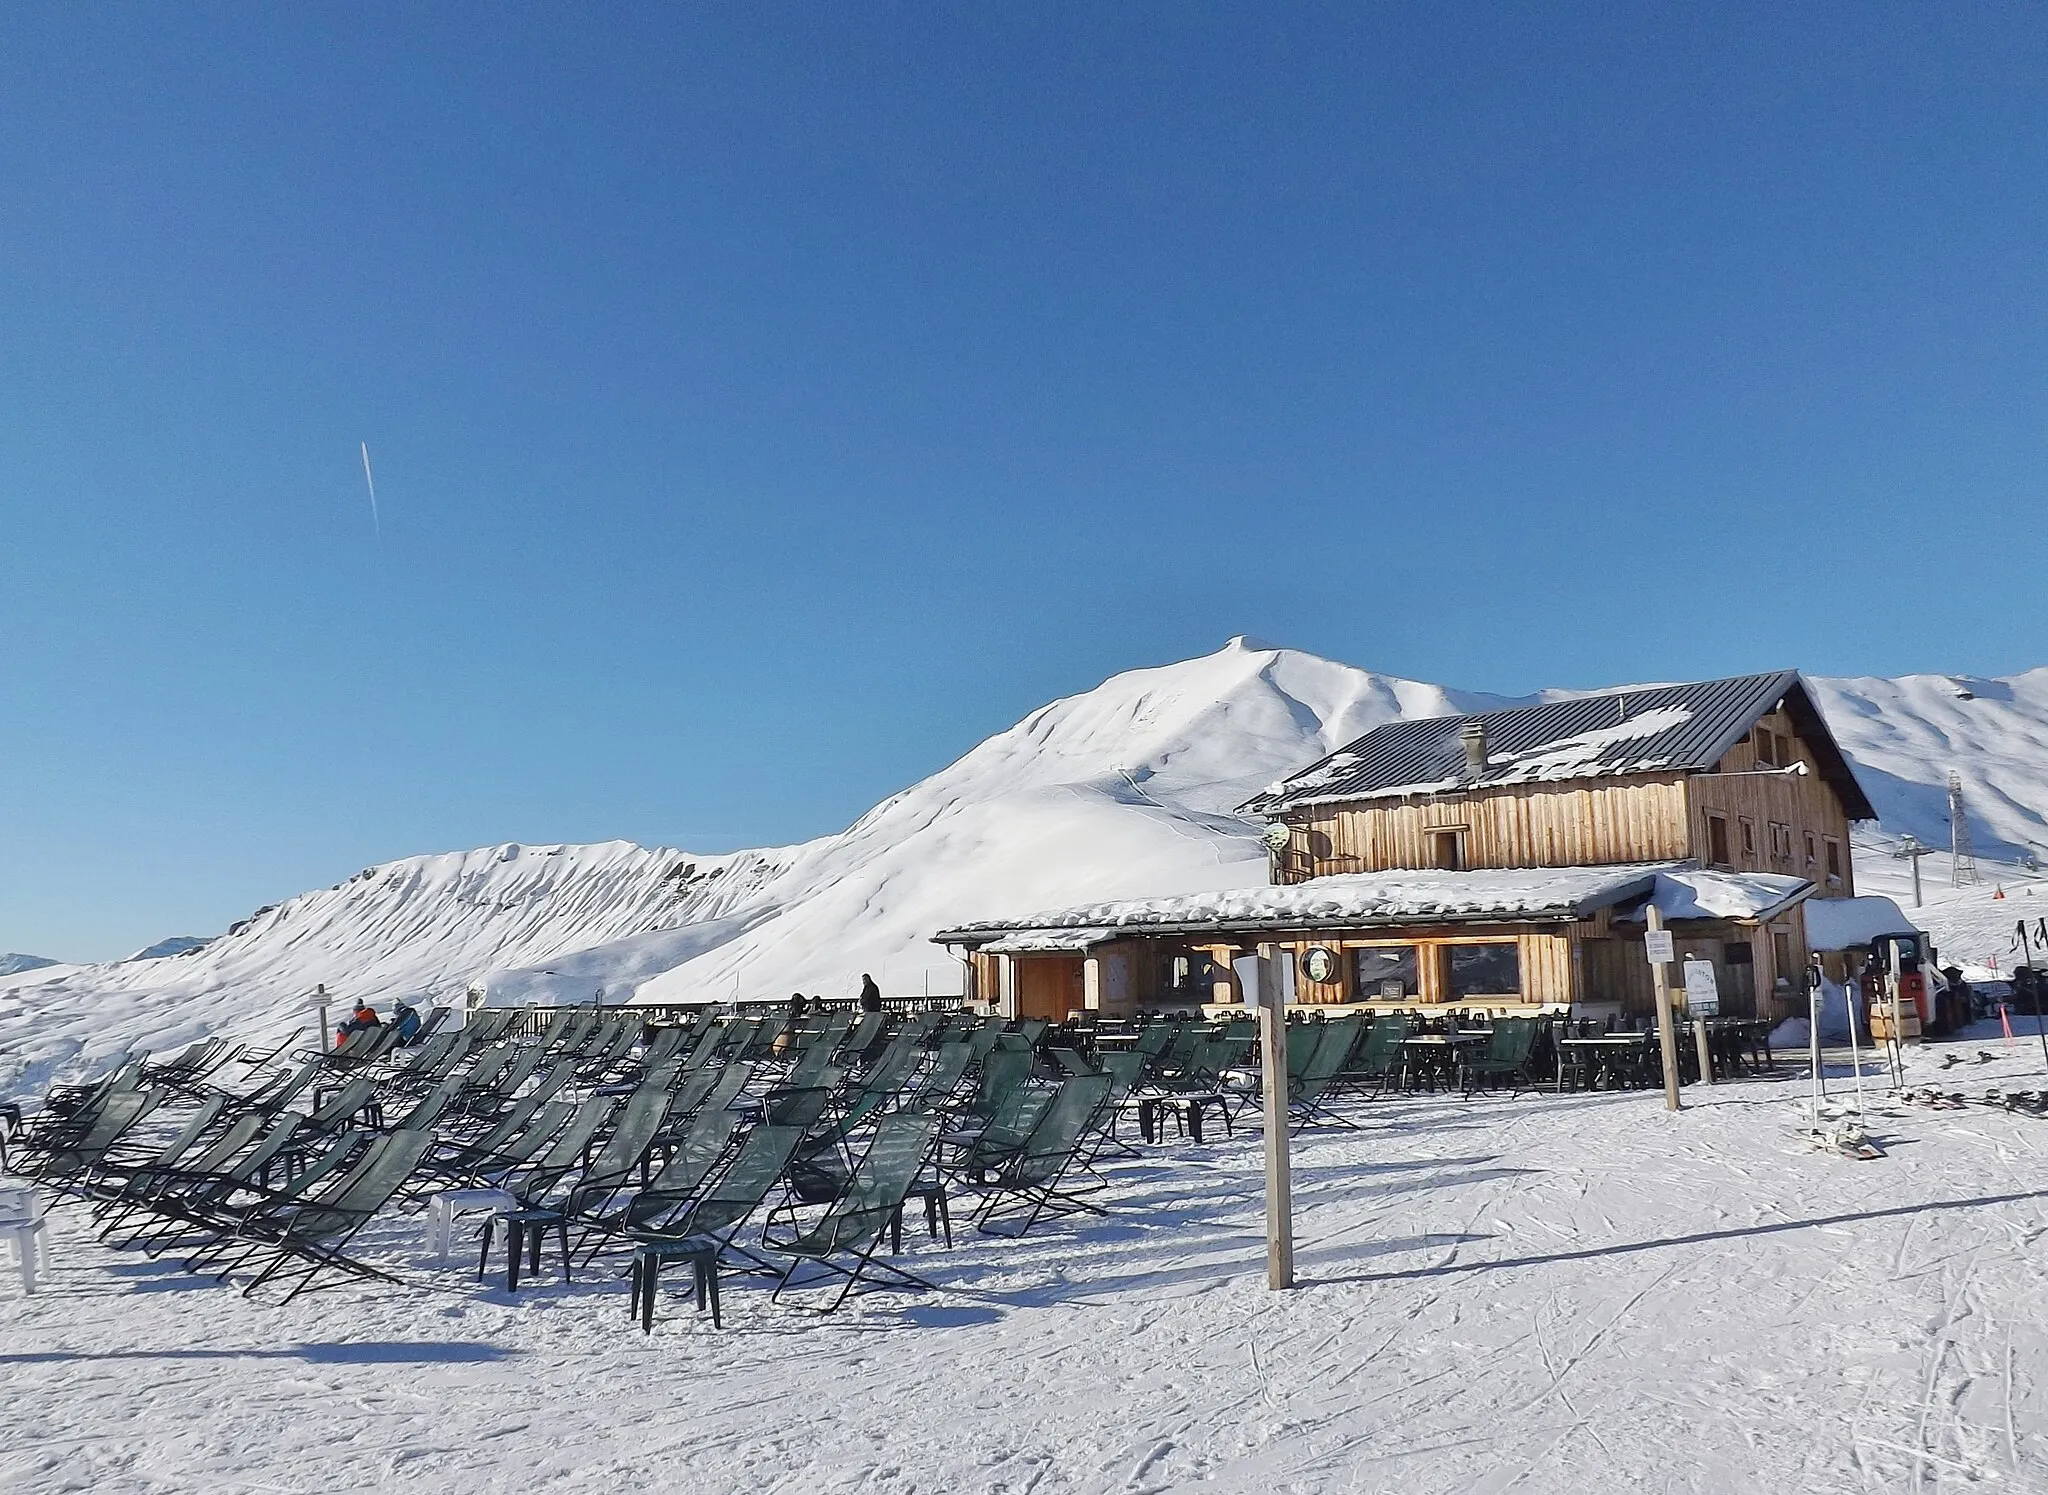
[1809,980,1825,1126]
[1845,977,1867,1120]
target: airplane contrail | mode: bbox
[359,441,381,541]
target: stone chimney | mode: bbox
[1460,721,1489,780]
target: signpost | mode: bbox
[310,983,331,1050]
[1249,945,1295,1291]
[1644,909,1682,1111]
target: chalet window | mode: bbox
[1167,953,1217,997]
[1776,732,1793,766]
[1769,821,1793,862]
[1753,728,1776,766]
[1447,942,1521,999]
[1804,831,1817,868]
[1825,838,1842,884]
[1707,814,1731,867]
[1773,931,1794,987]
[1428,829,1466,871]
[1738,816,1757,861]
[1353,945,1420,1000]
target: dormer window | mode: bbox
[1753,728,1776,766]
[1429,829,1466,871]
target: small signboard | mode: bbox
[1645,930,1675,965]
[1682,958,1721,1015]
[1232,953,1263,1008]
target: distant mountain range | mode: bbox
[6,639,2046,1091]
[0,954,57,979]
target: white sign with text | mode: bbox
[1682,958,1721,1015]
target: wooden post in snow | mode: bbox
[1257,944,1295,1290]
[1645,908,1683,1112]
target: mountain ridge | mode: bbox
[6,640,2047,1092]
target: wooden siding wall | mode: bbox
[1289,776,1692,877]
[1687,707,1855,895]
[1281,708,1863,894]
[1577,904,1814,1020]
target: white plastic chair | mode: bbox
[0,1182,48,1294]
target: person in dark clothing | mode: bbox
[336,1003,381,1045]
[390,1000,423,1044]
[858,974,883,1013]
[1939,965,1970,1030]
[773,992,808,1056]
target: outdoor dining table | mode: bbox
[1398,1031,1488,1091]
[1555,1033,1656,1090]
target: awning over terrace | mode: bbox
[936,862,1813,950]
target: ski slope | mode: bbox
[9,640,2048,1092]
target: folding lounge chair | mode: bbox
[1288,1017,1366,1130]
[968,1075,1112,1238]
[68,1092,228,1205]
[626,1122,810,1331]
[1458,1017,1543,1098]
[572,1107,741,1264]
[425,1096,616,1273]
[763,1111,944,1314]
[209,1130,435,1301]
[30,1089,164,1188]
[105,1114,311,1253]
[481,1088,673,1289]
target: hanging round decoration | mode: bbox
[1301,946,1337,985]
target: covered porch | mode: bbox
[937,863,1819,1024]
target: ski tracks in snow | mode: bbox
[6,1070,2048,1493]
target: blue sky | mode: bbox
[5,5,2046,960]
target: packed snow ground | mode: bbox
[7,1033,2048,1493]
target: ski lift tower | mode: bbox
[1893,833,1938,908]
[1948,771,1979,887]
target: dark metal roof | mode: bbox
[1240,670,1877,820]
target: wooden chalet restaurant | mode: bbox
[934,670,1879,1025]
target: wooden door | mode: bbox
[1015,957,1086,1020]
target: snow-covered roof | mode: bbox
[1242,670,1878,820]
[1612,869,1815,925]
[1801,895,1920,952]
[975,927,1118,954]
[939,863,1701,944]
